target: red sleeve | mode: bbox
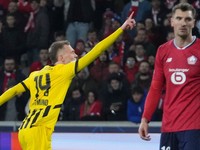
[142,80,164,122]
[142,45,165,121]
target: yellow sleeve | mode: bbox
[0,79,29,106]
[77,28,123,72]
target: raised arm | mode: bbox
[0,82,28,106]
[77,12,136,72]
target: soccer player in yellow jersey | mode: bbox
[0,13,135,150]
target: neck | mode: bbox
[174,35,193,48]
[8,25,14,28]
[41,60,48,65]
[152,7,160,11]
[55,61,63,65]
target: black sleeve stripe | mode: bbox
[53,104,62,109]
[43,106,51,117]
[75,59,79,75]
[21,82,29,91]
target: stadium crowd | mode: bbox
[0,0,200,122]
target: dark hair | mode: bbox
[172,3,196,18]
[139,60,150,67]
[54,31,65,38]
[69,86,83,98]
[75,39,85,46]
[109,61,119,66]
[131,85,144,95]
[86,90,98,100]
[48,40,70,64]
[108,72,122,83]
[4,57,17,67]
[136,28,146,34]
[30,0,40,3]
[88,28,97,34]
[4,56,16,62]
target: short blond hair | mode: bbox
[48,40,70,64]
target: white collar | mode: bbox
[173,36,196,50]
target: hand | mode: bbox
[110,104,119,111]
[17,93,22,97]
[138,118,151,141]
[120,12,136,31]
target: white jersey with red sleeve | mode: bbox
[153,37,200,132]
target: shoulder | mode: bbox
[127,99,133,104]
[16,69,26,77]
[140,0,151,6]
[30,61,42,69]
[54,62,75,71]
[156,40,173,55]
[94,100,102,105]
[31,61,41,66]
[51,62,76,78]
[195,38,200,43]
[158,40,173,49]
[29,70,40,77]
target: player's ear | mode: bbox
[169,17,174,27]
[170,17,174,27]
[57,53,63,62]
[192,19,195,28]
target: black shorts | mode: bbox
[160,129,200,150]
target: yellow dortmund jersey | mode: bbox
[0,28,123,131]
[19,63,75,130]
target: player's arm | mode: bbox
[139,80,163,141]
[142,80,164,121]
[76,12,136,72]
[139,46,164,141]
[143,45,165,121]
[0,83,25,106]
[0,78,30,106]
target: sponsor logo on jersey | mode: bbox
[169,68,189,85]
[171,72,186,85]
[33,99,49,106]
[187,55,197,65]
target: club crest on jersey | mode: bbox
[187,55,197,65]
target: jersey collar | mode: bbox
[173,36,196,50]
